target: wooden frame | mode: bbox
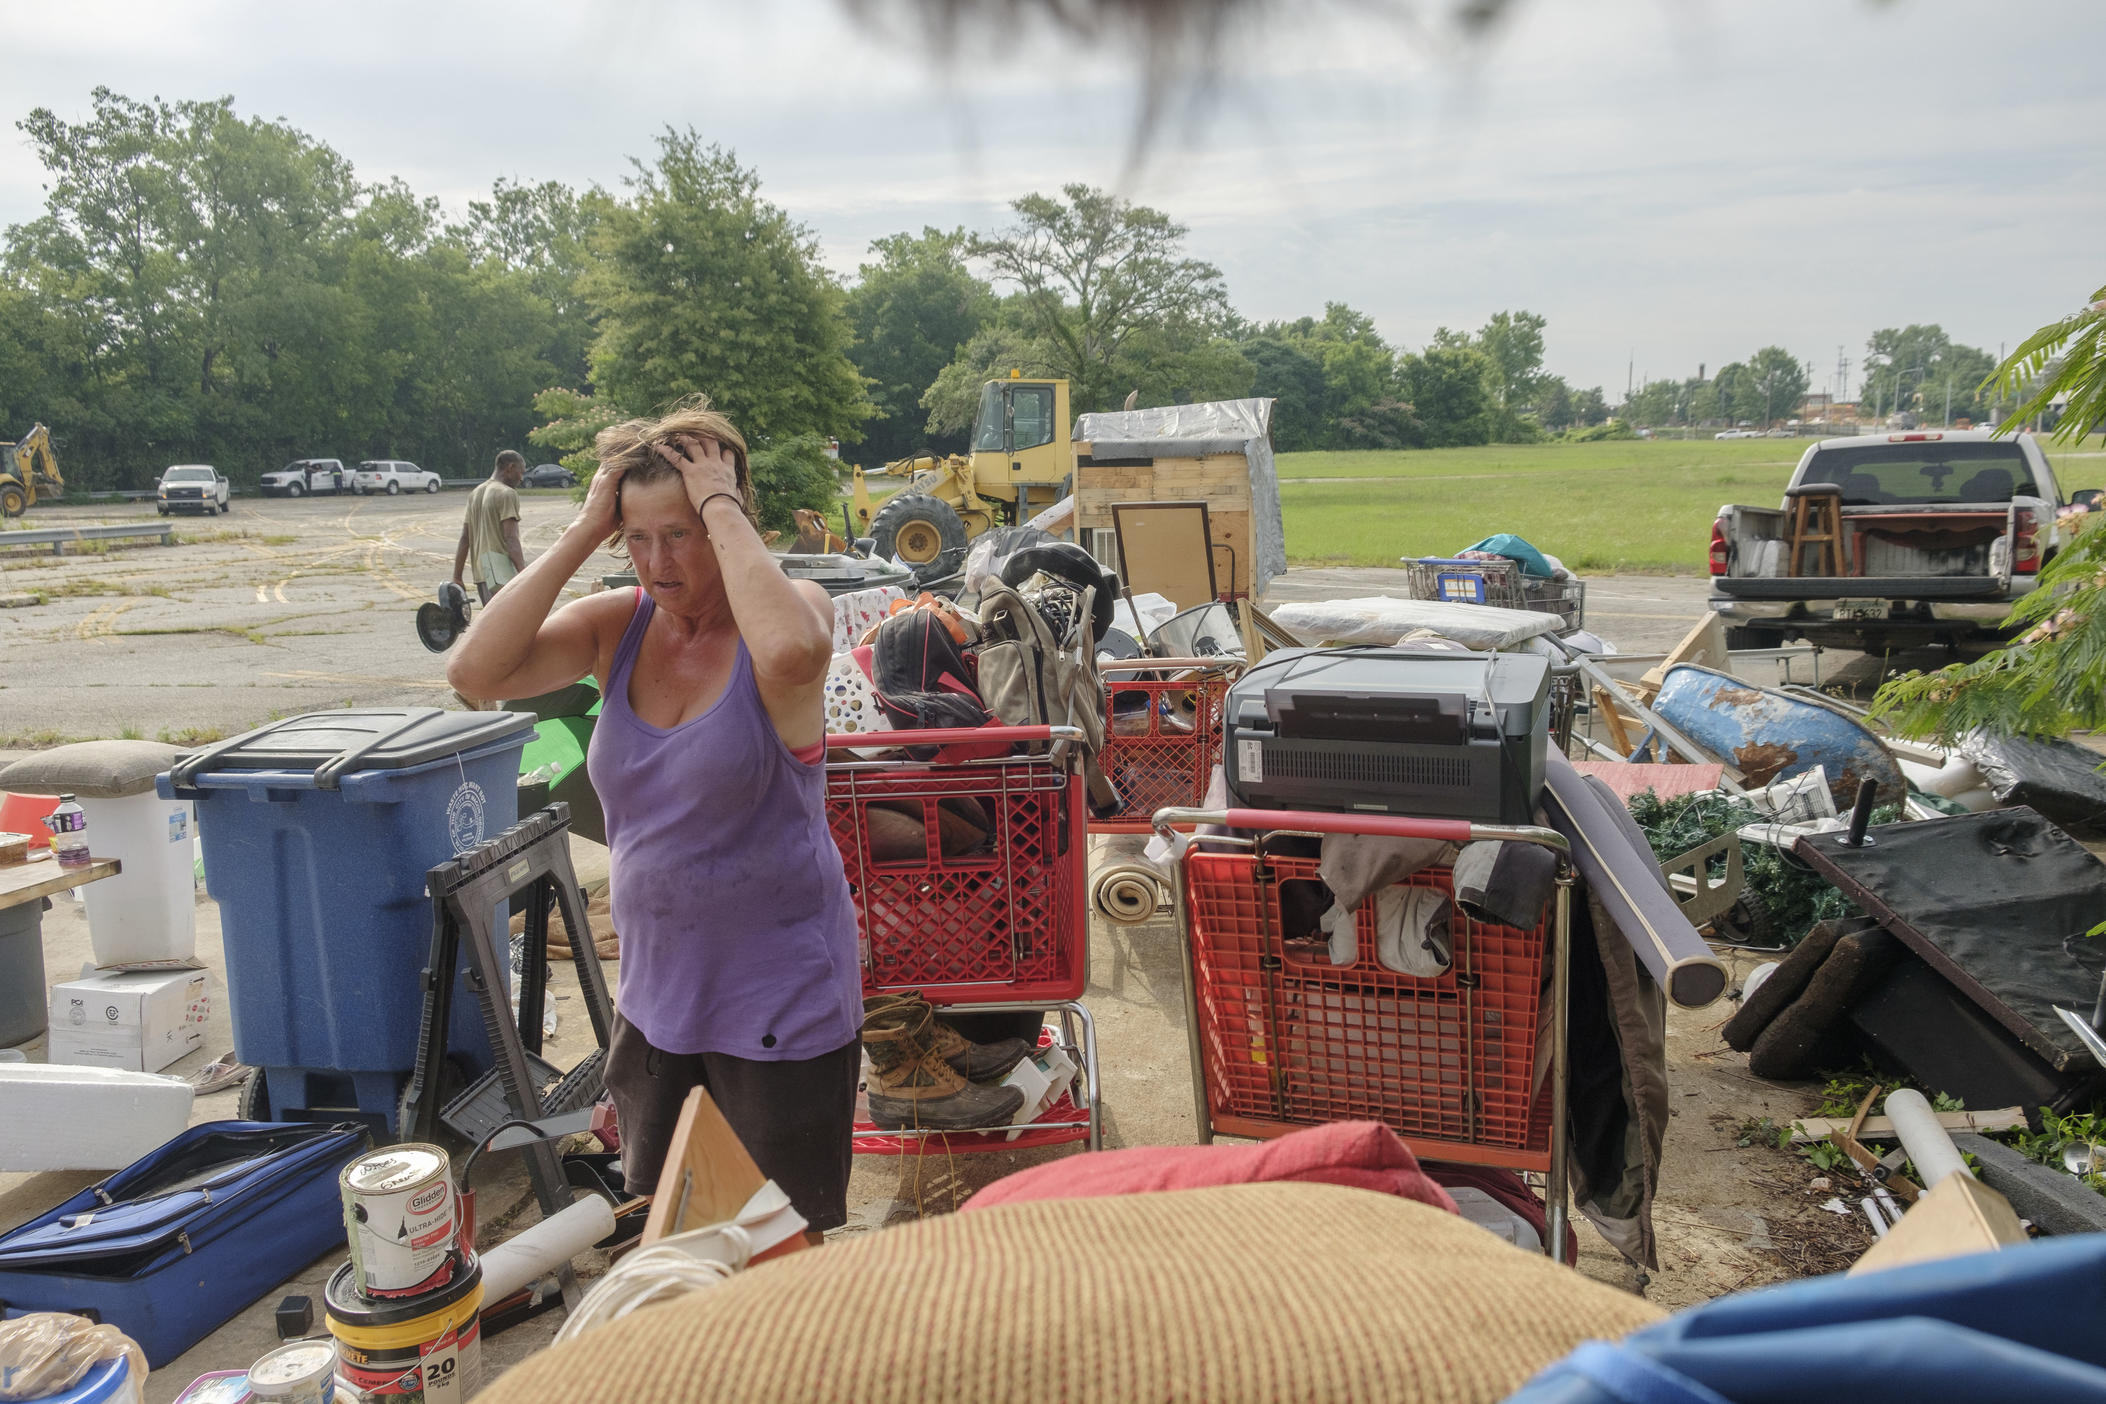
[1112,500,1219,610]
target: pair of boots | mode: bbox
[861,994,1032,1131]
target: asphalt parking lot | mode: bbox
[2,491,1911,746]
[0,490,608,743]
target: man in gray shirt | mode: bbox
[453,450,528,603]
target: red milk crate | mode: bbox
[1094,659,1240,834]
[827,730,1088,1005]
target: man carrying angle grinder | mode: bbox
[454,449,528,604]
[445,398,1025,1241]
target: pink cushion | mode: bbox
[963,1120,1458,1216]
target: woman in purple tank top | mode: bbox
[446,398,861,1236]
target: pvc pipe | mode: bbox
[1886,1088,1969,1189]
[479,1196,617,1305]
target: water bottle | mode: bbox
[47,794,90,869]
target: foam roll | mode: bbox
[1091,864,1166,925]
[478,1196,618,1305]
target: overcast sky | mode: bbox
[1,0,2099,397]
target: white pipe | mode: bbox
[479,1196,617,1304]
[1885,1089,1969,1189]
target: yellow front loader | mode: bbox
[0,423,61,516]
[849,374,1073,570]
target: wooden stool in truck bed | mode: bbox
[1785,482,1847,577]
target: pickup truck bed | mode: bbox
[1708,432,2067,652]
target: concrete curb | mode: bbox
[1954,1132,2106,1236]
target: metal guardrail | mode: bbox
[0,522,177,555]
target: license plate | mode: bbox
[1833,598,1892,621]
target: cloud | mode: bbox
[0,0,2100,394]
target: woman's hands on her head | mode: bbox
[656,435,742,520]
[575,460,627,540]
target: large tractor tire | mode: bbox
[0,483,24,517]
[870,492,969,569]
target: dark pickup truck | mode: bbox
[1708,430,2095,652]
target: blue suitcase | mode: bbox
[0,1120,369,1367]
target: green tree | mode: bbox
[963,183,1235,416]
[1746,346,1809,427]
[1572,386,1610,427]
[1399,345,1496,447]
[842,227,994,464]
[1862,325,1997,425]
[451,176,609,387]
[1475,309,1547,415]
[1240,332,1327,450]
[583,130,872,444]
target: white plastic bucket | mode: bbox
[77,793,197,966]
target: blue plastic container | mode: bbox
[159,709,533,1129]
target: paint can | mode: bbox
[246,1340,339,1403]
[325,1255,483,1402]
[341,1144,457,1296]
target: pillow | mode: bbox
[480,1183,1664,1404]
[0,741,184,800]
[963,1118,1455,1214]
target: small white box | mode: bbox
[47,967,209,1072]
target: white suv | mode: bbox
[353,460,441,495]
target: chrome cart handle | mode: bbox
[824,724,1084,749]
[1150,807,1570,856]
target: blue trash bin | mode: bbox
[159,708,534,1133]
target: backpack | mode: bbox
[974,574,1120,816]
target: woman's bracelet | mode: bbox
[698,492,744,519]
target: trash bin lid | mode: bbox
[170,708,533,792]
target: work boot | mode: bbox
[928,1017,1034,1082]
[866,994,1034,1081]
[861,997,1025,1131]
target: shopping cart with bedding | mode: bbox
[1404,555,1586,633]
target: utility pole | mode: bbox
[1835,345,1849,402]
[1627,349,1634,403]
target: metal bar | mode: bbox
[1545,864,1573,1265]
[823,724,1084,750]
[1557,648,1750,794]
[1152,808,1568,856]
[1176,860,1216,1145]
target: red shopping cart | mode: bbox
[826,725,1100,1153]
[1093,658,1242,835]
[1153,805,1573,1261]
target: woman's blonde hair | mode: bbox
[594,395,758,549]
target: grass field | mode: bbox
[1276,439,1804,574]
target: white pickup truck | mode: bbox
[1708,430,2096,652]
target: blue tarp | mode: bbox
[1507,1233,2106,1403]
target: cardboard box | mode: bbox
[48,967,209,1072]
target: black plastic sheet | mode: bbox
[1795,808,2106,1070]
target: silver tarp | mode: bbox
[1072,398,1283,594]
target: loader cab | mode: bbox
[968,376,1072,491]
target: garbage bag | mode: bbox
[0,1313,146,1401]
[1956,730,2106,829]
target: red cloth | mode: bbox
[962,1120,1458,1216]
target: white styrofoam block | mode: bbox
[0,1063,193,1170]
[999,1038,1079,1140]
